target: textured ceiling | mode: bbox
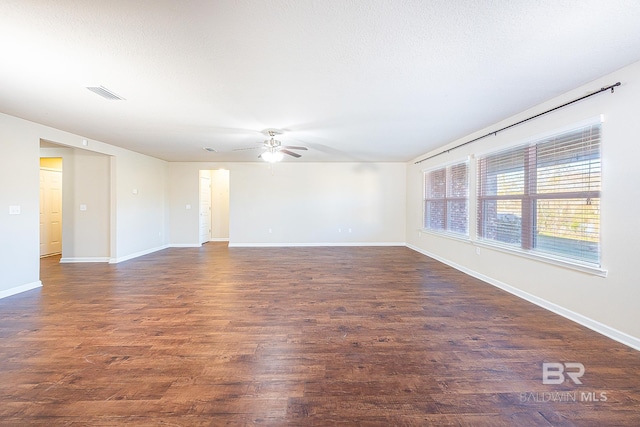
[2,0,640,162]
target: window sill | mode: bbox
[474,240,608,277]
[416,228,607,277]
[419,228,470,243]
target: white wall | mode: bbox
[406,60,640,347]
[167,163,202,246]
[112,152,168,261]
[168,162,406,246]
[74,149,111,258]
[0,116,41,297]
[0,112,169,297]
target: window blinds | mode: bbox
[477,123,601,265]
[424,161,469,235]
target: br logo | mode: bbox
[542,362,585,385]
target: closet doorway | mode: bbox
[199,169,230,244]
[40,157,63,257]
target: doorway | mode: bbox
[199,169,230,244]
[40,158,63,257]
[40,141,112,263]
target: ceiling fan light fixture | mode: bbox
[261,150,284,163]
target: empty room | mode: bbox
[1,1,640,425]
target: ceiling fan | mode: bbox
[234,129,308,162]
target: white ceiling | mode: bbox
[2,0,640,162]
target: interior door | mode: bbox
[40,168,63,256]
[199,171,212,244]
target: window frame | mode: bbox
[476,122,602,268]
[423,159,470,237]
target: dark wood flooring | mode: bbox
[1,244,639,425]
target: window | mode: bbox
[424,161,469,235]
[477,123,601,265]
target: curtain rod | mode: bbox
[414,81,621,165]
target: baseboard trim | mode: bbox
[228,242,406,248]
[109,245,169,264]
[406,243,640,352]
[0,281,42,300]
[60,257,110,263]
[169,243,202,248]
[209,238,229,242]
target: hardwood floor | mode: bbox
[1,244,639,425]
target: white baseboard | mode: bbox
[406,243,640,352]
[109,245,169,264]
[60,257,110,263]
[0,281,42,300]
[228,242,406,248]
[208,238,229,242]
[169,243,202,248]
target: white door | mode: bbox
[199,172,212,244]
[40,169,63,256]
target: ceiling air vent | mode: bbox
[86,85,126,100]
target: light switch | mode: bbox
[186,204,191,210]
[9,205,21,215]
[79,204,87,211]
[132,188,138,195]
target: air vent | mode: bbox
[86,86,126,100]
[203,147,217,152]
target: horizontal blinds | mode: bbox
[448,162,469,198]
[425,168,446,199]
[479,146,525,196]
[536,125,601,195]
[424,169,446,230]
[477,123,601,265]
[424,161,469,235]
[536,198,600,263]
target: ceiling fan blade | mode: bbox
[282,145,308,150]
[280,149,301,158]
[233,146,261,151]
